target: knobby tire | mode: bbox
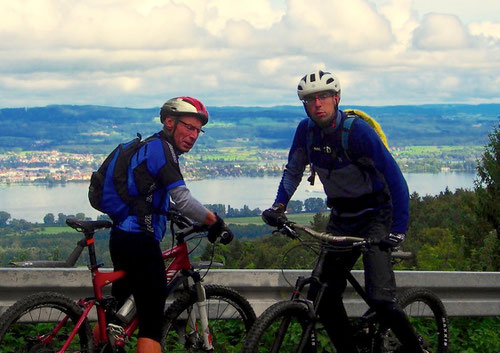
[378,288,450,353]
[160,284,256,352]
[0,291,93,353]
[240,300,325,353]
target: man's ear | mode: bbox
[333,94,340,105]
[164,116,175,132]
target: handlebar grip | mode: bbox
[220,231,230,241]
[219,228,234,245]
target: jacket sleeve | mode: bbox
[275,119,309,206]
[169,185,210,224]
[349,120,410,233]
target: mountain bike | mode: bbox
[0,210,256,353]
[241,221,449,353]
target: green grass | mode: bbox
[395,145,482,156]
[36,226,73,235]
[225,212,328,225]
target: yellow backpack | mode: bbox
[343,109,389,150]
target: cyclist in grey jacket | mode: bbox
[263,70,426,353]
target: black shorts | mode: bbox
[109,228,167,342]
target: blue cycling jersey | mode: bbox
[115,131,185,241]
[275,110,409,234]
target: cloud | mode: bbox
[0,0,498,107]
[412,13,470,50]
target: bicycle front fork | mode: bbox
[186,281,213,351]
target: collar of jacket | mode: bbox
[307,110,343,134]
[159,128,183,156]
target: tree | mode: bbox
[287,200,303,213]
[57,213,67,225]
[474,122,500,234]
[43,213,55,225]
[310,212,328,232]
[304,197,327,213]
[0,211,11,227]
[204,204,227,216]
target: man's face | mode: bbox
[303,91,340,128]
[164,115,203,153]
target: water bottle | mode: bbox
[116,294,136,324]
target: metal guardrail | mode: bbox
[0,268,499,317]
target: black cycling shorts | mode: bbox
[109,228,167,342]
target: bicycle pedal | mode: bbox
[107,323,128,348]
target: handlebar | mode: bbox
[277,221,367,247]
[277,221,413,259]
[167,209,232,244]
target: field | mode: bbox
[225,212,327,226]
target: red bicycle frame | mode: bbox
[74,236,194,349]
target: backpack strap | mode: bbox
[341,112,359,161]
[306,119,316,185]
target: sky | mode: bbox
[0,0,499,108]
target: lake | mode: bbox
[0,172,476,223]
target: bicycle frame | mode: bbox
[276,248,377,353]
[42,218,214,352]
[272,224,401,352]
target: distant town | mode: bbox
[0,145,480,185]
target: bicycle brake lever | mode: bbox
[280,224,298,239]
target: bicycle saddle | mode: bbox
[66,218,112,233]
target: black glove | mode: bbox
[380,233,406,249]
[262,203,287,227]
[207,213,234,244]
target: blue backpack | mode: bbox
[88,133,159,222]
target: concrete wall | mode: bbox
[1,268,499,317]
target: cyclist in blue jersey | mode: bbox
[262,71,427,353]
[109,97,232,353]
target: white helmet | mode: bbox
[297,70,341,100]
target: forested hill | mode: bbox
[0,104,498,153]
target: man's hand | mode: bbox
[261,203,288,227]
[380,233,406,249]
[207,213,234,244]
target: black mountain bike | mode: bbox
[241,221,449,353]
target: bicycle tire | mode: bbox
[377,288,450,353]
[241,300,335,353]
[160,284,256,352]
[0,291,94,353]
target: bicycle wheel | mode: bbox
[161,284,256,352]
[0,291,94,353]
[242,300,334,353]
[379,288,450,353]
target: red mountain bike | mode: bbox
[0,210,256,352]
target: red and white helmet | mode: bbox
[160,96,209,125]
[297,70,341,100]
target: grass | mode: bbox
[32,213,326,233]
[225,212,328,225]
[395,145,482,156]
[36,226,73,235]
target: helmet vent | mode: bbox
[310,73,316,82]
[326,78,334,84]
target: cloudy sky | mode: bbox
[1,0,499,108]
